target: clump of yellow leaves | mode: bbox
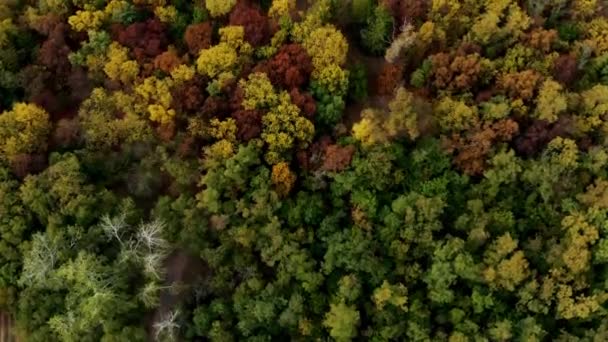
[104,42,139,84]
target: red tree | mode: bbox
[267,44,313,89]
[115,18,168,62]
[229,1,271,47]
[172,76,207,114]
[232,109,264,141]
[289,88,316,119]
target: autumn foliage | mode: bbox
[4,1,608,341]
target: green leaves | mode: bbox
[360,6,394,56]
[323,301,360,342]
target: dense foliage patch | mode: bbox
[2,0,608,340]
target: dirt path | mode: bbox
[147,251,207,341]
[341,22,392,128]
[0,312,16,342]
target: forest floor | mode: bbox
[0,311,17,342]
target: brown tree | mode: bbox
[201,96,231,119]
[115,18,168,62]
[499,70,541,101]
[10,154,47,179]
[290,88,316,119]
[184,22,213,55]
[321,144,356,172]
[376,63,404,96]
[526,28,558,52]
[267,44,313,89]
[154,50,182,73]
[430,52,483,92]
[37,22,71,76]
[514,117,572,156]
[553,54,578,86]
[232,109,264,141]
[229,1,271,47]
[444,119,519,175]
[52,118,81,149]
[172,76,207,114]
[296,136,333,171]
[381,0,428,25]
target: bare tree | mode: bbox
[20,233,59,287]
[153,310,180,342]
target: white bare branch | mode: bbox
[137,219,169,253]
[100,212,128,246]
[153,310,180,342]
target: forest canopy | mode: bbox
[2,0,608,341]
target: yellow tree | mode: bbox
[0,103,51,162]
[206,0,237,17]
[262,92,314,164]
[352,87,421,146]
[535,79,567,123]
[196,43,238,78]
[271,162,296,196]
[303,26,349,74]
[103,42,139,84]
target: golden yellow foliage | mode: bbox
[170,65,195,83]
[208,118,238,142]
[134,76,176,124]
[470,0,530,45]
[68,10,106,32]
[135,76,173,109]
[535,79,567,123]
[546,137,579,169]
[0,18,15,48]
[561,213,599,274]
[303,26,349,72]
[577,84,608,133]
[269,0,295,18]
[0,103,51,161]
[78,89,152,149]
[206,0,237,18]
[291,0,333,43]
[104,0,129,18]
[577,179,608,209]
[219,26,245,48]
[313,64,349,94]
[147,104,176,125]
[154,5,177,23]
[104,42,139,84]
[572,0,598,19]
[271,162,296,196]
[372,281,408,311]
[353,88,420,146]
[262,92,314,164]
[583,18,608,56]
[196,43,238,78]
[556,285,603,319]
[484,233,518,264]
[204,139,236,162]
[494,251,529,291]
[435,97,479,132]
[240,72,278,110]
